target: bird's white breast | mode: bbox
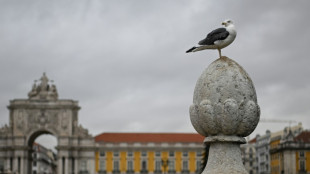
[215,25,236,49]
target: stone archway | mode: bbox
[27,130,57,174]
[0,73,96,174]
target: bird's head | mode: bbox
[222,19,233,27]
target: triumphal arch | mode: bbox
[0,73,96,174]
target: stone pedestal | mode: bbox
[204,135,247,174]
[190,57,260,174]
[205,142,247,174]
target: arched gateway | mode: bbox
[0,73,96,174]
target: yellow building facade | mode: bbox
[270,130,310,174]
[296,150,310,173]
[94,133,204,174]
[270,138,281,174]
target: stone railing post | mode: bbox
[190,56,260,174]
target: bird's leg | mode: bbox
[218,49,222,58]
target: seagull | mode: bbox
[186,19,237,57]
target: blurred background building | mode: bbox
[32,143,57,174]
[94,133,204,174]
[241,123,310,174]
[241,138,257,174]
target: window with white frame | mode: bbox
[127,160,133,171]
[99,160,105,171]
[80,160,87,171]
[196,160,201,171]
[155,160,161,171]
[260,164,265,172]
[114,151,119,157]
[183,151,188,157]
[155,151,161,157]
[141,160,148,170]
[113,160,120,171]
[100,151,105,157]
[168,160,175,171]
[300,151,305,158]
[182,160,188,170]
[169,151,174,157]
[196,151,202,157]
[141,151,147,157]
[127,151,133,157]
[300,160,305,171]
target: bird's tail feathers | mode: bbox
[186,46,198,53]
[186,45,211,53]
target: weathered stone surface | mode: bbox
[190,57,260,174]
[190,56,260,138]
[204,142,247,174]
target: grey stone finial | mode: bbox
[190,56,260,174]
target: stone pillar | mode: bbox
[13,156,18,173]
[88,157,95,174]
[71,157,75,174]
[190,57,260,174]
[75,158,79,174]
[65,157,69,174]
[20,156,24,174]
[6,158,10,171]
[58,157,63,174]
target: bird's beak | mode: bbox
[222,22,226,26]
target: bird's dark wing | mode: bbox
[198,28,229,45]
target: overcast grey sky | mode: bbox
[1,1,310,149]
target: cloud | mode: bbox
[1,1,310,146]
